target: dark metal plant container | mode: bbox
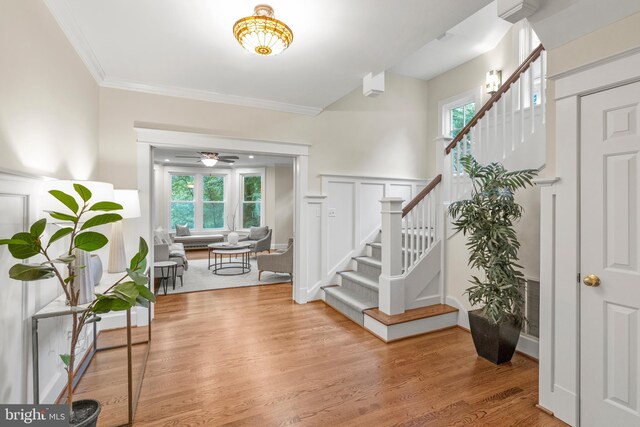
[71,400,101,427]
[468,309,521,365]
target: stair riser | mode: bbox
[356,261,381,281]
[339,276,378,305]
[324,293,365,325]
[369,245,382,261]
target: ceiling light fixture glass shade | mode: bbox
[201,158,218,167]
[233,4,293,56]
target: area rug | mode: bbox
[161,258,291,295]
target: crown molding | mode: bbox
[101,79,324,116]
[43,0,105,82]
[44,0,324,117]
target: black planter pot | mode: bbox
[468,309,521,365]
[71,400,101,427]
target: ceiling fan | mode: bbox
[175,152,240,167]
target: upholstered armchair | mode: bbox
[257,238,293,282]
[239,226,272,255]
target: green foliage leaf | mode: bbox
[48,212,77,223]
[48,190,79,214]
[9,263,55,281]
[137,237,149,260]
[6,232,40,259]
[59,354,71,367]
[30,218,47,238]
[42,254,75,265]
[74,232,108,252]
[0,239,29,245]
[80,213,123,230]
[136,284,155,303]
[126,268,149,286]
[73,183,92,202]
[92,296,131,314]
[47,227,73,247]
[129,238,149,271]
[89,202,123,212]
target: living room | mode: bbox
[151,148,295,294]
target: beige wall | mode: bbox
[98,73,430,193]
[274,165,294,245]
[543,11,640,179]
[0,0,99,180]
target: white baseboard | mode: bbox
[445,296,539,360]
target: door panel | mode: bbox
[581,81,640,426]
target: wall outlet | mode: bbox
[328,208,336,217]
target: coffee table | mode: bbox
[209,248,251,275]
[207,242,251,269]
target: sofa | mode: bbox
[239,226,272,256]
[154,228,188,284]
[257,238,293,282]
[172,233,224,249]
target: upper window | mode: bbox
[170,175,195,229]
[448,101,475,175]
[519,20,542,108]
[241,175,262,228]
[202,175,225,229]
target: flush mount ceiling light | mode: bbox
[233,4,294,56]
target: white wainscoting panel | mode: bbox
[309,175,429,302]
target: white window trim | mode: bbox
[165,166,231,232]
[236,167,266,231]
[438,87,482,137]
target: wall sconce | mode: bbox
[486,69,502,95]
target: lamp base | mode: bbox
[108,221,127,273]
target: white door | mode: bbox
[581,81,640,426]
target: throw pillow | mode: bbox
[249,226,268,240]
[176,224,191,237]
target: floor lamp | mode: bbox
[108,189,141,273]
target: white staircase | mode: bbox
[322,44,547,341]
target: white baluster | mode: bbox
[494,99,499,159]
[520,73,525,143]
[541,51,546,125]
[403,216,409,273]
[502,96,507,158]
[421,197,427,253]
[530,65,535,135]
[428,194,433,249]
[511,81,516,152]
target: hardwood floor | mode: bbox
[119,284,566,427]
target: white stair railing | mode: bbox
[445,44,546,203]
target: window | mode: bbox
[519,20,542,108]
[170,175,195,229]
[448,101,475,175]
[241,175,262,228]
[202,175,225,229]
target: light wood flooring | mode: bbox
[75,280,566,426]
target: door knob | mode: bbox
[583,274,601,287]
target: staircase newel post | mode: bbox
[379,197,404,315]
[436,135,452,304]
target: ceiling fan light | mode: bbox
[201,158,218,167]
[233,5,293,56]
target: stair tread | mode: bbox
[338,271,379,290]
[363,304,458,326]
[324,286,378,312]
[353,256,382,268]
[367,242,382,248]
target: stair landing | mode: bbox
[363,304,459,343]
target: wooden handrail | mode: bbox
[445,44,545,155]
[402,174,442,217]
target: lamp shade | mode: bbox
[114,189,141,219]
[42,180,115,222]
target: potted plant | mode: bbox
[448,155,537,364]
[0,183,155,426]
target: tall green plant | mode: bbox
[0,183,155,423]
[448,155,537,326]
